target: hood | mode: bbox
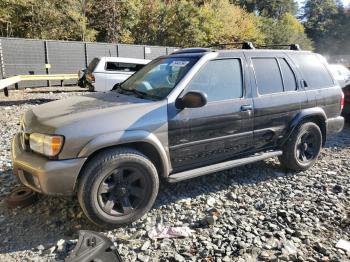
[23,92,167,135]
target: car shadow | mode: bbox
[0,159,293,258]
[324,122,350,149]
[0,98,55,107]
[27,89,88,94]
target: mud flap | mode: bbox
[63,230,123,262]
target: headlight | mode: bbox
[29,133,64,157]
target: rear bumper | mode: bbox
[326,116,344,135]
[11,134,87,196]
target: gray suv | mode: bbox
[12,46,344,227]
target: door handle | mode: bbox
[241,105,253,111]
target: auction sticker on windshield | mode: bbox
[170,61,190,67]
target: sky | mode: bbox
[297,0,350,7]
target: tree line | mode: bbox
[0,0,349,54]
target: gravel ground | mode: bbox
[0,86,350,262]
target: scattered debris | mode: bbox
[201,208,221,226]
[148,226,193,240]
[141,240,151,251]
[336,239,350,253]
[4,186,39,209]
[64,230,123,262]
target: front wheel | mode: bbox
[279,122,322,172]
[77,148,159,228]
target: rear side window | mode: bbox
[186,59,243,102]
[252,58,283,95]
[291,54,334,89]
[278,58,297,92]
[105,62,145,72]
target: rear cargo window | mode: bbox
[291,54,334,89]
[105,62,145,72]
[252,58,284,95]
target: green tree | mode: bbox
[0,0,96,41]
[260,13,313,50]
[232,0,298,19]
[131,0,264,47]
[86,0,141,43]
[302,0,338,51]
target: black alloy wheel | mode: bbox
[97,166,147,216]
[279,122,322,172]
[78,148,159,228]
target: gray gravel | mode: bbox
[1,86,350,261]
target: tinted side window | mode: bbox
[186,59,243,102]
[252,58,283,95]
[278,58,297,92]
[291,54,334,89]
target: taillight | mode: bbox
[87,73,95,83]
[90,73,95,83]
[340,91,344,111]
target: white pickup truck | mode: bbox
[80,57,150,92]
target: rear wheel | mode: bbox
[279,122,322,172]
[78,148,159,228]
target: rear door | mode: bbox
[168,55,254,172]
[245,51,307,150]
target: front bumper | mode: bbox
[326,116,344,135]
[11,134,87,196]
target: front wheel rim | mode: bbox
[97,166,147,217]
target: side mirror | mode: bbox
[175,91,207,109]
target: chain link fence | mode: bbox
[0,37,178,88]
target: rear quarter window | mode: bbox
[252,58,284,95]
[291,54,334,89]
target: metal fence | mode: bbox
[0,37,179,88]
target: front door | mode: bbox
[168,57,254,173]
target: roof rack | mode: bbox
[207,41,255,50]
[172,48,212,54]
[257,44,301,51]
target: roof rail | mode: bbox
[258,44,301,51]
[207,41,255,50]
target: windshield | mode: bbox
[119,57,199,100]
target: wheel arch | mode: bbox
[74,131,171,192]
[284,107,327,147]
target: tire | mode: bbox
[77,147,159,228]
[279,122,322,172]
[88,84,95,92]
